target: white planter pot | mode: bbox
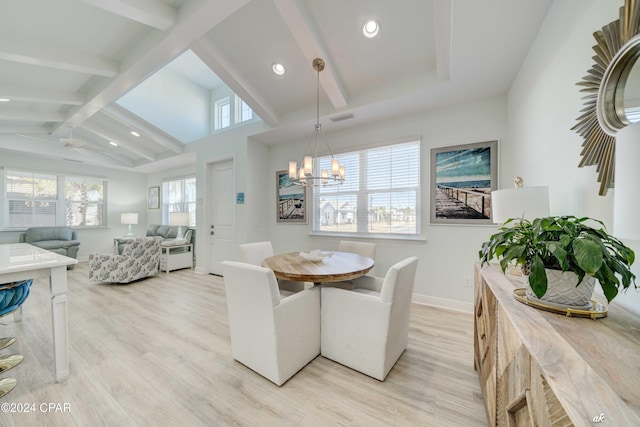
[524,269,596,307]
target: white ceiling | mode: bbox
[0,0,553,173]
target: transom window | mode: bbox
[235,95,253,123]
[214,95,255,131]
[214,97,231,130]
[312,139,420,238]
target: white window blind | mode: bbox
[6,170,58,227]
[313,139,420,237]
[5,169,107,229]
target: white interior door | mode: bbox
[208,159,234,275]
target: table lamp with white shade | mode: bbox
[169,212,189,241]
[491,177,550,224]
[614,122,640,240]
[121,212,138,237]
[491,178,549,276]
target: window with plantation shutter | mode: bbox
[312,139,420,238]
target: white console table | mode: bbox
[0,243,77,382]
[160,243,193,273]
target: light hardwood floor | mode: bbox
[0,262,486,427]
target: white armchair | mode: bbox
[89,237,162,284]
[238,241,307,293]
[320,257,418,381]
[221,261,320,386]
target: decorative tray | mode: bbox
[512,288,608,320]
[299,251,333,262]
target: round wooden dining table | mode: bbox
[262,251,374,283]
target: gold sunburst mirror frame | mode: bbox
[573,0,640,195]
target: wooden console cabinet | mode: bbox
[474,263,640,426]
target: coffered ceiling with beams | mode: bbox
[0,0,552,172]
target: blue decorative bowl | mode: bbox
[0,279,33,317]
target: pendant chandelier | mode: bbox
[288,58,345,187]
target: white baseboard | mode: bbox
[412,293,473,314]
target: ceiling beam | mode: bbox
[79,0,177,31]
[273,0,348,110]
[0,38,119,77]
[71,128,138,167]
[0,110,64,122]
[433,0,452,81]
[81,121,156,161]
[192,39,279,127]
[55,0,251,134]
[100,105,184,153]
[0,125,51,135]
[0,84,85,105]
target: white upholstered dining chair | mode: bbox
[320,256,418,381]
[328,240,377,289]
[338,240,376,260]
[238,241,308,293]
[221,261,320,386]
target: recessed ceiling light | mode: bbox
[109,141,118,147]
[130,131,140,137]
[363,19,379,38]
[0,98,10,102]
[272,62,286,76]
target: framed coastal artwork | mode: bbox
[276,170,307,223]
[430,140,498,225]
[148,186,160,209]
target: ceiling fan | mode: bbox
[16,129,108,155]
[58,128,87,151]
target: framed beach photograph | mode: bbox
[148,186,160,209]
[276,170,307,223]
[430,140,498,225]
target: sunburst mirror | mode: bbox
[573,0,640,195]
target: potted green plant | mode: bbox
[479,215,637,305]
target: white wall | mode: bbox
[245,139,271,243]
[508,0,640,314]
[117,71,211,142]
[192,120,271,272]
[268,96,508,310]
[0,152,147,257]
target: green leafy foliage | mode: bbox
[479,216,636,303]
